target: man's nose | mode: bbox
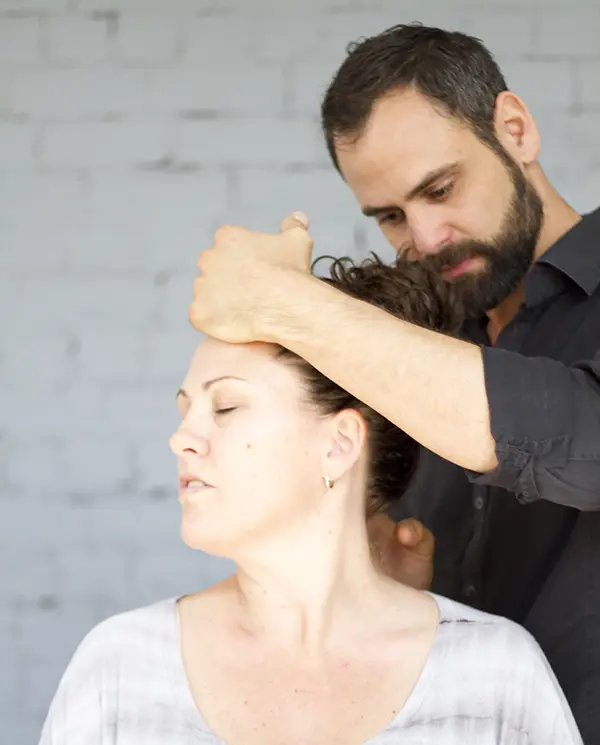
[410,217,453,257]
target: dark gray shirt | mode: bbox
[394,207,600,742]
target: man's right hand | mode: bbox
[368,514,434,591]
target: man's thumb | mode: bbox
[280,211,309,232]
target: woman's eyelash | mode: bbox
[214,407,236,415]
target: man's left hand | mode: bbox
[189,212,313,343]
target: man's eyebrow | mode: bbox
[406,161,461,200]
[361,161,462,218]
[362,203,404,219]
[175,376,248,399]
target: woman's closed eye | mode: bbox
[214,407,237,416]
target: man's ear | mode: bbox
[494,90,541,166]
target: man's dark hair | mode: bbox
[321,23,509,170]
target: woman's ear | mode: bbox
[494,90,541,165]
[322,408,367,482]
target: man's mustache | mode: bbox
[396,241,495,277]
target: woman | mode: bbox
[39,256,582,745]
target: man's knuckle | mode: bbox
[288,226,309,242]
[214,224,240,243]
[197,251,208,270]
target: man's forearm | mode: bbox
[266,273,497,473]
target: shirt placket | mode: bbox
[460,311,534,607]
[461,484,488,605]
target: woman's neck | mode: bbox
[226,495,418,659]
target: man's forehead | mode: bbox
[339,123,473,206]
[364,92,460,140]
[339,93,469,170]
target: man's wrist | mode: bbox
[256,269,325,347]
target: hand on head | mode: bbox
[189,211,436,593]
[189,212,314,344]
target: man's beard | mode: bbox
[396,155,544,320]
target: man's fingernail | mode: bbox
[292,211,308,227]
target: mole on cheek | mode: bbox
[246,443,252,449]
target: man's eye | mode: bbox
[378,211,404,225]
[429,183,453,200]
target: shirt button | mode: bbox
[473,495,485,510]
[464,584,477,598]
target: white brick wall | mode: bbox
[1,1,599,741]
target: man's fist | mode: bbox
[189,213,314,344]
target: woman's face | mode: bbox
[170,337,340,556]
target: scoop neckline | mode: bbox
[165,592,450,743]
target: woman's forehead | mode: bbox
[184,337,290,391]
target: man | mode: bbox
[189,25,600,740]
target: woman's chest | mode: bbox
[184,650,423,745]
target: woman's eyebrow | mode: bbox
[202,375,248,391]
[176,376,248,400]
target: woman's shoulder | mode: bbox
[412,594,582,742]
[430,592,549,678]
[433,593,537,642]
[39,597,182,740]
[72,597,179,670]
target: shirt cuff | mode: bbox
[463,345,572,501]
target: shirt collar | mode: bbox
[534,206,600,298]
[459,206,600,338]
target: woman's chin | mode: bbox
[180,517,239,558]
[178,503,287,559]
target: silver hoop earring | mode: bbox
[324,476,335,489]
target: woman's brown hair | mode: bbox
[278,253,463,516]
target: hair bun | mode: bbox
[321,253,464,333]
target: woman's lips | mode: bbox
[178,474,215,503]
[179,473,214,489]
[178,480,215,505]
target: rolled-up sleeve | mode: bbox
[465,346,600,511]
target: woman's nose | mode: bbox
[169,426,209,457]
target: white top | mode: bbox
[39,593,583,745]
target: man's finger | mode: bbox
[280,211,309,232]
[395,519,419,546]
[395,518,432,551]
